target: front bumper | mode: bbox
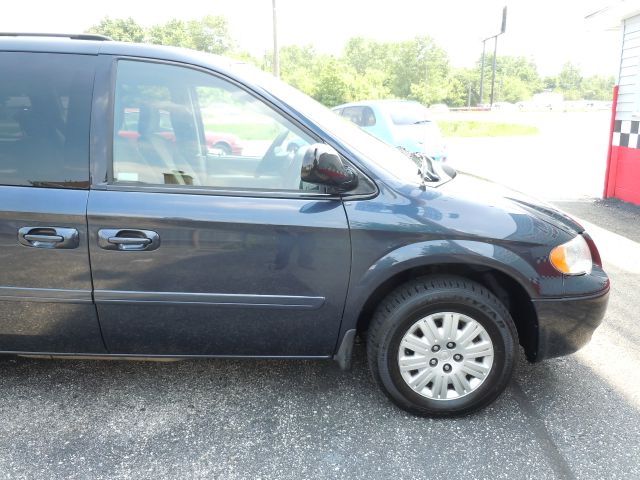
[529,288,610,362]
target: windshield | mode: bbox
[237,65,421,184]
[385,101,432,126]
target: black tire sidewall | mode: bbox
[377,290,515,415]
[214,142,231,155]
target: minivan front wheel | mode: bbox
[367,276,518,417]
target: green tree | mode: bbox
[187,16,234,54]
[523,64,612,101]
[474,54,542,104]
[446,68,476,107]
[581,75,615,101]
[87,17,607,109]
[147,19,191,48]
[343,36,453,105]
[390,36,450,102]
[88,15,233,54]
[348,68,390,101]
[557,62,582,100]
[343,37,394,75]
[499,77,531,103]
[229,50,261,67]
[543,75,558,90]
[312,58,351,107]
[133,16,233,54]
[265,45,325,95]
[499,56,541,88]
[280,43,391,105]
[280,45,322,73]
[87,17,146,42]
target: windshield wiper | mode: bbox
[397,147,440,183]
[418,155,440,182]
[413,119,432,125]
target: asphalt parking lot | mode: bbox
[0,197,638,480]
[1,112,639,479]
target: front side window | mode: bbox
[0,53,94,188]
[112,60,317,191]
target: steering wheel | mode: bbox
[255,129,290,177]
[282,143,308,189]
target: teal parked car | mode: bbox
[333,100,447,161]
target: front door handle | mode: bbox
[107,236,151,246]
[98,229,160,251]
[18,227,79,249]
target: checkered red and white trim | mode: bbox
[612,120,640,148]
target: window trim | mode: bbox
[101,182,341,199]
[97,55,379,200]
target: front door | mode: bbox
[87,58,351,356]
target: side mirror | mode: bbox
[300,144,358,192]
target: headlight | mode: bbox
[550,235,592,275]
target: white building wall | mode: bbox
[617,14,640,120]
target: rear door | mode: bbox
[0,52,105,353]
[87,58,351,356]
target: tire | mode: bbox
[213,142,232,155]
[367,275,518,417]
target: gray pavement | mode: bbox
[1,198,639,479]
[2,112,640,479]
[446,111,611,200]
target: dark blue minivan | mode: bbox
[0,34,609,416]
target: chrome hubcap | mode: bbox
[397,312,494,401]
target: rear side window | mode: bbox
[340,106,376,127]
[0,52,95,188]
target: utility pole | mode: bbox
[490,34,498,106]
[479,6,507,108]
[479,40,486,105]
[424,44,429,104]
[272,0,280,78]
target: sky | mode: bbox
[2,0,626,77]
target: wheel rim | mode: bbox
[397,312,494,401]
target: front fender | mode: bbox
[338,238,550,340]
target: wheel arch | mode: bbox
[212,141,232,153]
[350,262,538,361]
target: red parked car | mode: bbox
[118,108,243,155]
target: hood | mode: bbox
[434,173,583,238]
[505,197,583,235]
[393,123,444,154]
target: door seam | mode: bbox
[85,191,109,353]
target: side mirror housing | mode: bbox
[300,144,358,192]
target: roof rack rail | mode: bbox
[0,32,112,41]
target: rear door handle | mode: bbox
[98,229,160,251]
[18,227,79,249]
